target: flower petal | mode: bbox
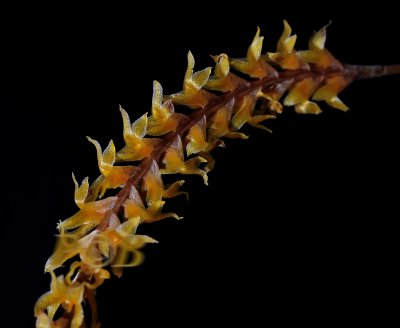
[277,20,297,54]
[131,113,148,139]
[86,137,116,176]
[71,303,84,328]
[309,24,328,50]
[72,173,89,209]
[247,27,263,62]
[186,116,208,156]
[35,312,53,328]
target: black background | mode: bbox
[2,3,399,327]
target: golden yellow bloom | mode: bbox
[186,116,209,155]
[87,137,137,197]
[160,136,208,185]
[313,76,351,111]
[169,51,215,108]
[142,160,187,211]
[298,24,343,70]
[284,77,322,114]
[34,272,85,328]
[117,107,160,161]
[267,20,308,70]
[231,92,275,132]
[123,185,182,223]
[206,54,246,92]
[231,27,278,79]
[147,81,184,136]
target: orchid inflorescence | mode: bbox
[34,21,400,327]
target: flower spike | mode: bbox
[35,21,400,327]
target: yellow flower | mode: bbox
[160,136,208,185]
[34,272,85,328]
[298,23,343,70]
[207,100,234,140]
[186,116,209,156]
[231,27,278,79]
[267,20,308,70]
[56,197,117,233]
[123,185,182,223]
[231,92,275,132]
[45,229,99,272]
[147,80,185,136]
[283,77,322,114]
[45,174,120,271]
[206,54,246,93]
[312,76,350,111]
[87,137,137,197]
[142,160,187,211]
[169,51,215,108]
[94,216,158,277]
[117,107,160,161]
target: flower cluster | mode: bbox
[35,21,360,327]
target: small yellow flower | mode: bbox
[186,116,209,156]
[206,54,246,93]
[101,217,158,268]
[283,77,322,114]
[231,92,275,132]
[169,51,215,108]
[231,27,278,79]
[147,80,184,136]
[207,100,234,140]
[117,107,160,161]
[298,23,343,70]
[312,76,350,111]
[34,272,85,328]
[160,136,208,185]
[87,137,137,197]
[123,185,182,223]
[267,20,308,70]
[142,160,187,210]
[56,197,117,233]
